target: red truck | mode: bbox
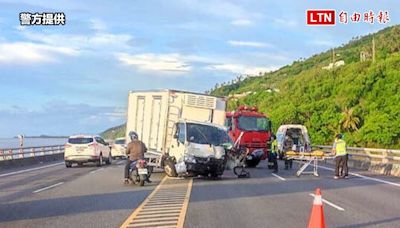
[225,106,272,167]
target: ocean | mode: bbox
[0,138,68,149]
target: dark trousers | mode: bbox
[284,159,292,169]
[269,153,278,172]
[125,160,135,178]
[335,155,348,177]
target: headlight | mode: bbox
[184,154,197,163]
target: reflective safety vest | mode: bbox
[335,139,347,156]
[271,139,278,154]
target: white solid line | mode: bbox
[309,193,345,211]
[33,182,64,193]
[318,165,400,188]
[90,168,104,174]
[272,173,286,181]
[0,162,64,178]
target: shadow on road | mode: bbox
[0,189,151,222]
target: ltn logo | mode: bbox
[307,10,336,25]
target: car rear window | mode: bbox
[115,139,125,144]
[68,137,93,144]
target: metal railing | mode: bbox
[315,145,400,164]
[0,145,65,161]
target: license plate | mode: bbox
[138,168,148,175]
[246,155,253,160]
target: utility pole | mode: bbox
[372,37,376,63]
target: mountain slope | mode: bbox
[211,25,400,148]
[100,123,126,140]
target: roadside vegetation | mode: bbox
[211,25,400,148]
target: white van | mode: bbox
[64,135,112,167]
[276,125,312,154]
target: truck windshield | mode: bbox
[238,116,269,131]
[186,123,233,146]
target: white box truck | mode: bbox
[126,89,233,177]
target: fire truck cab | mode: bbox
[225,106,272,167]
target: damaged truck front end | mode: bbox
[164,121,233,178]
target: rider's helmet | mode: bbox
[129,131,138,141]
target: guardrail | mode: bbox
[0,145,65,161]
[315,145,400,176]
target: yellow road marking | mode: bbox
[177,178,193,228]
[120,177,193,228]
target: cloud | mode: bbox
[0,42,78,64]
[90,18,107,31]
[117,53,191,73]
[206,63,277,75]
[21,30,134,52]
[273,18,298,27]
[227,40,272,48]
[0,101,126,137]
[231,19,253,26]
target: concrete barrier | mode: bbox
[0,145,65,171]
[317,145,400,177]
[0,153,64,170]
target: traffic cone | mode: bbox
[308,188,325,228]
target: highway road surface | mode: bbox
[1,159,400,228]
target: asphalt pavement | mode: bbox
[186,160,400,228]
[1,159,400,228]
[0,159,164,228]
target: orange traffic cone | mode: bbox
[308,188,325,228]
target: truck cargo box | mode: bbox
[126,89,226,153]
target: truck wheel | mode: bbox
[65,162,72,168]
[164,159,178,177]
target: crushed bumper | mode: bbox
[186,157,226,175]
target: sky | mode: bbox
[0,0,398,138]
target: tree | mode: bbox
[340,107,360,131]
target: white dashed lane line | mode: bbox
[90,168,104,174]
[318,165,400,188]
[0,162,64,178]
[309,193,345,211]
[33,182,64,193]
[271,173,286,181]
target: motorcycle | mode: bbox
[129,159,152,186]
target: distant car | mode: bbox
[64,135,112,168]
[111,137,127,159]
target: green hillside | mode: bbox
[100,123,126,140]
[211,25,400,149]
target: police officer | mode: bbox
[333,133,348,179]
[269,135,278,173]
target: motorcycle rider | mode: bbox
[124,131,151,184]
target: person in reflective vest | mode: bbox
[268,135,278,173]
[332,134,348,179]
